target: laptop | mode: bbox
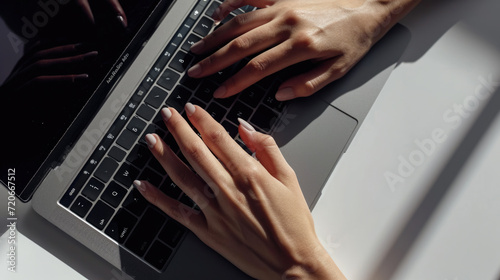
[0,0,409,278]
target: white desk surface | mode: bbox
[2,0,500,279]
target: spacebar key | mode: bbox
[94,157,119,183]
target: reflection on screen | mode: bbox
[0,0,163,199]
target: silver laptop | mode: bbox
[0,0,409,278]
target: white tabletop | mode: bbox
[2,0,500,279]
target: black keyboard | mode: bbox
[59,0,287,271]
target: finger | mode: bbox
[33,43,85,60]
[211,0,276,22]
[144,133,213,209]
[237,118,297,185]
[188,19,283,81]
[107,0,128,27]
[184,104,254,177]
[134,180,207,230]
[189,8,273,55]
[77,0,95,24]
[275,56,348,101]
[212,39,312,99]
[161,107,233,195]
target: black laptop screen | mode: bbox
[0,0,169,201]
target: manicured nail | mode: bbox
[185,102,196,116]
[190,40,204,54]
[117,15,127,28]
[145,134,157,148]
[133,180,146,192]
[275,87,295,101]
[212,7,222,20]
[238,118,256,132]
[188,64,202,77]
[161,107,172,122]
[213,85,226,98]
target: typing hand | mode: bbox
[76,0,128,27]
[187,0,389,101]
[134,104,346,280]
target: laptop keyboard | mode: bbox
[59,0,287,272]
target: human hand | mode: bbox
[2,43,97,91]
[187,0,395,101]
[76,0,127,27]
[134,104,346,280]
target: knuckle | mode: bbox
[205,128,227,145]
[229,36,252,52]
[231,13,250,27]
[246,58,269,74]
[282,9,302,26]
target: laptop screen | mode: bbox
[0,0,171,201]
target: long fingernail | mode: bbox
[161,107,172,122]
[238,118,256,132]
[117,15,127,28]
[133,180,146,192]
[188,64,202,77]
[185,102,196,116]
[190,40,204,54]
[213,85,226,98]
[145,134,157,148]
[275,87,295,101]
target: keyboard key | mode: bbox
[169,51,194,73]
[126,144,152,168]
[82,177,105,201]
[227,101,252,124]
[239,85,264,108]
[188,97,206,109]
[195,80,218,103]
[125,208,166,257]
[145,240,172,271]
[166,85,191,112]
[127,117,147,135]
[94,157,119,183]
[101,181,128,208]
[123,188,148,216]
[116,129,139,150]
[160,177,182,200]
[206,102,225,122]
[180,74,201,91]
[145,86,168,109]
[263,91,286,112]
[105,209,137,244]
[60,173,89,207]
[193,16,214,37]
[108,146,126,162]
[114,163,140,188]
[70,196,92,218]
[86,200,115,230]
[139,168,164,187]
[215,94,237,108]
[250,105,279,133]
[158,219,186,248]
[157,69,180,91]
[182,34,202,52]
[136,104,156,121]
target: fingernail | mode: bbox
[238,118,256,132]
[185,102,196,116]
[275,87,295,101]
[188,64,202,77]
[190,40,204,54]
[145,134,157,148]
[117,15,127,28]
[161,107,172,122]
[213,85,226,98]
[212,7,222,20]
[133,180,146,192]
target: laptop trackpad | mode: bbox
[273,98,358,209]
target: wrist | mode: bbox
[282,242,346,280]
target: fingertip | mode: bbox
[145,133,157,149]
